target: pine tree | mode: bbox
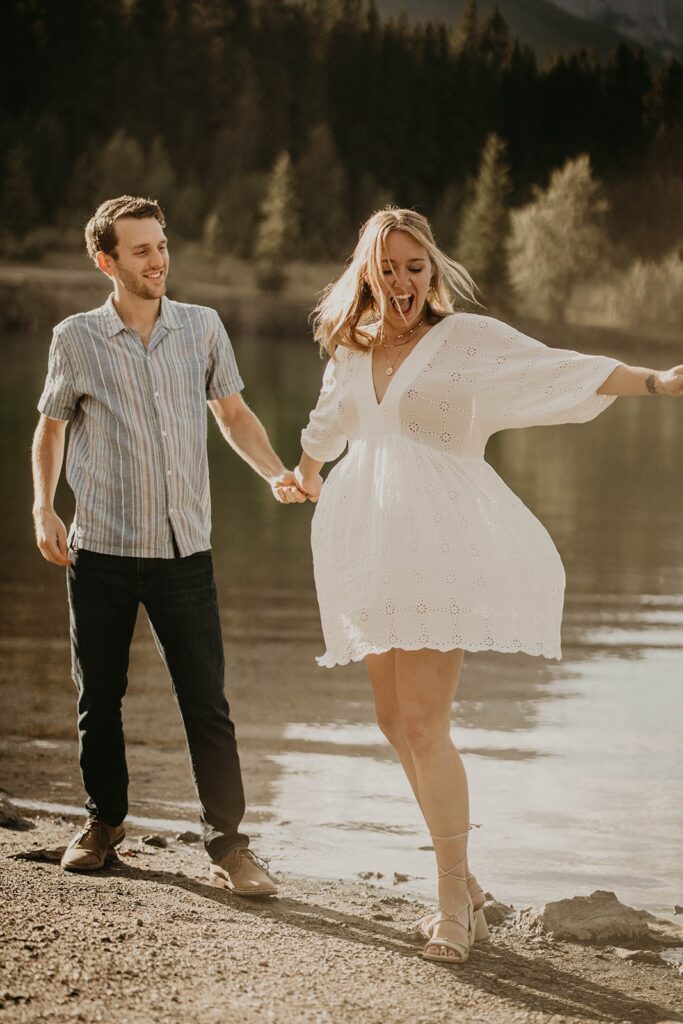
[92,130,147,205]
[254,152,300,292]
[431,181,467,256]
[297,123,349,259]
[204,172,268,258]
[507,155,608,319]
[458,0,479,51]
[171,181,205,240]
[27,115,68,221]
[0,145,40,239]
[456,133,511,300]
[646,57,683,131]
[480,7,509,70]
[145,137,176,207]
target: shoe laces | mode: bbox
[75,817,103,841]
[227,847,271,873]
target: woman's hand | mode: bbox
[294,465,323,503]
[270,470,307,504]
[656,365,683,396]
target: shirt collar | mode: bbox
[102,293,181,337]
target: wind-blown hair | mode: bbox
[312,207,478,359]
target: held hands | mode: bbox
[294,465,323,503]
[271,470,307,504]
[656,366,683,396]
[269,468,323,504]
[33,508,72,566]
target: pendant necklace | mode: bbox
[380,317,425,376]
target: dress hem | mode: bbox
[316,640,562,668]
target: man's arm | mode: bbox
[208,393,306,503]
[597,363,683,396]
[32,414,72,566]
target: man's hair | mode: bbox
[85,195,166,264]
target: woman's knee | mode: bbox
[375,707,405,747]
[401,714,451,758]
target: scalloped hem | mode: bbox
[316,640,562,668]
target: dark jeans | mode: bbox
[66,548,248,861]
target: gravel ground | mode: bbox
[1,814,681,1024]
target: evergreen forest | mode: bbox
[2,0,682,321]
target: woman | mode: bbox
[292,207,683,964]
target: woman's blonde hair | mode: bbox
[312,207,477,358]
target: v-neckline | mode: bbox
[368,317,448,409]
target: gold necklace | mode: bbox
[380,323,426,377]
[379,315,425,346]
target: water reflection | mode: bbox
[1,322,682,916]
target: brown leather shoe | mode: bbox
[209,847,278,896]
[61,818,125,872]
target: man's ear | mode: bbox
[96,250,114,277]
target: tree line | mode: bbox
[1,0,682,318]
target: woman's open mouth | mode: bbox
[390,294,414,315]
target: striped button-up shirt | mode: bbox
[38,294,244,558]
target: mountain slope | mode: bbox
[549,0,682,57]
[376,0,661,62]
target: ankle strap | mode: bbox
[430,830,469,842]
[429,829,470,882]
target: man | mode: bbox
[32,195,305,893]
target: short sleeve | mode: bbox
[37,326,80,421]
[301,356,348,462]
[477,318,622,435]
[206,309,244,399]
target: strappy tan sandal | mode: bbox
[414,902,489,943]
[422,906,475,964]
[412,826,490,943]
[421,829,478,964]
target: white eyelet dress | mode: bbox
[301,314,621,667]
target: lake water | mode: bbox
[1,317,681,918]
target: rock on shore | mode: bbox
[513,890,683,948]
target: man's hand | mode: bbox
[271,471,307,504]
[294,466,323,503]
[34,508,72,566]
[657,365,683,396]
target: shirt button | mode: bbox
[154,392,160,399]
[162,431,167,437]
[169,509,174,515]
[167,470,171,476]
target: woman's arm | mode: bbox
[597,363,683,396]
[295,453,324,503]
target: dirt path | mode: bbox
[1,813,681,1024]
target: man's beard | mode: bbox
[117,266,166,300]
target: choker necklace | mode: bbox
[379,318,426,377]
[379,316,425,347]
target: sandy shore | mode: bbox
[1,811,681,1024]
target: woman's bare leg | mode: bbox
[392,647,472,958]
[366,650,483,905]
[367,648,482,956]
[366,651,421,800]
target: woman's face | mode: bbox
[372,229,432,331]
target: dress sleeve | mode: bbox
[37,325,80,421]
[300,356,348,462]
[477,317,622,435]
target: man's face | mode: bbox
[104,216,169,300]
